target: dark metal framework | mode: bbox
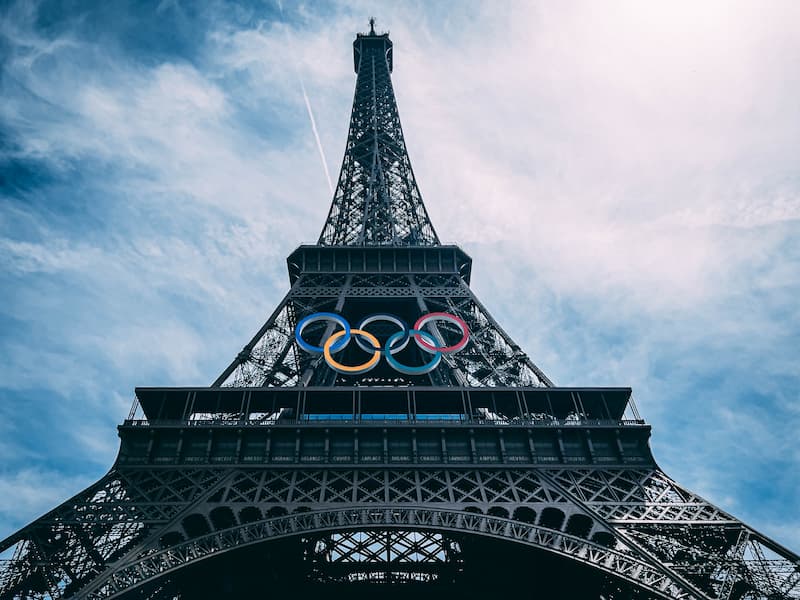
[1,20,798,600]
[306,529,463,584]
[318,24,438,246]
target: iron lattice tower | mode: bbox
[2,21,798,600]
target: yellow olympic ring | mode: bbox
[323,329,381,374]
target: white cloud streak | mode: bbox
[274,6,336,196]
[300,80,335,195]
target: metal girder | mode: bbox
[0,470,230,599]
[2,465,798,599]
[539,468,800,599]
[78,507,696,600]
[306,529,462,584]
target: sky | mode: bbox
[1,0,799,554]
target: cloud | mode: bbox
[389,1,800,307]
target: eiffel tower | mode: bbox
[2,19,798,600]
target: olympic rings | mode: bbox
[294,311,469,375]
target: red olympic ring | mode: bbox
[413,312,470,353]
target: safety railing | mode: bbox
[122,417,647,428]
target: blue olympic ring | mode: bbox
[294,311,469,375]
[295,312,350,353]
[384,329,442,375]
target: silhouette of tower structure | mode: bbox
[2,20,799,600]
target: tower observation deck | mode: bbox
[0,20,798,600]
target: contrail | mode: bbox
[300,81,335,195]
[276,0,335,195]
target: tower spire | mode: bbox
[318,24,439,246]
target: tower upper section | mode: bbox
[318,22,439,246]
